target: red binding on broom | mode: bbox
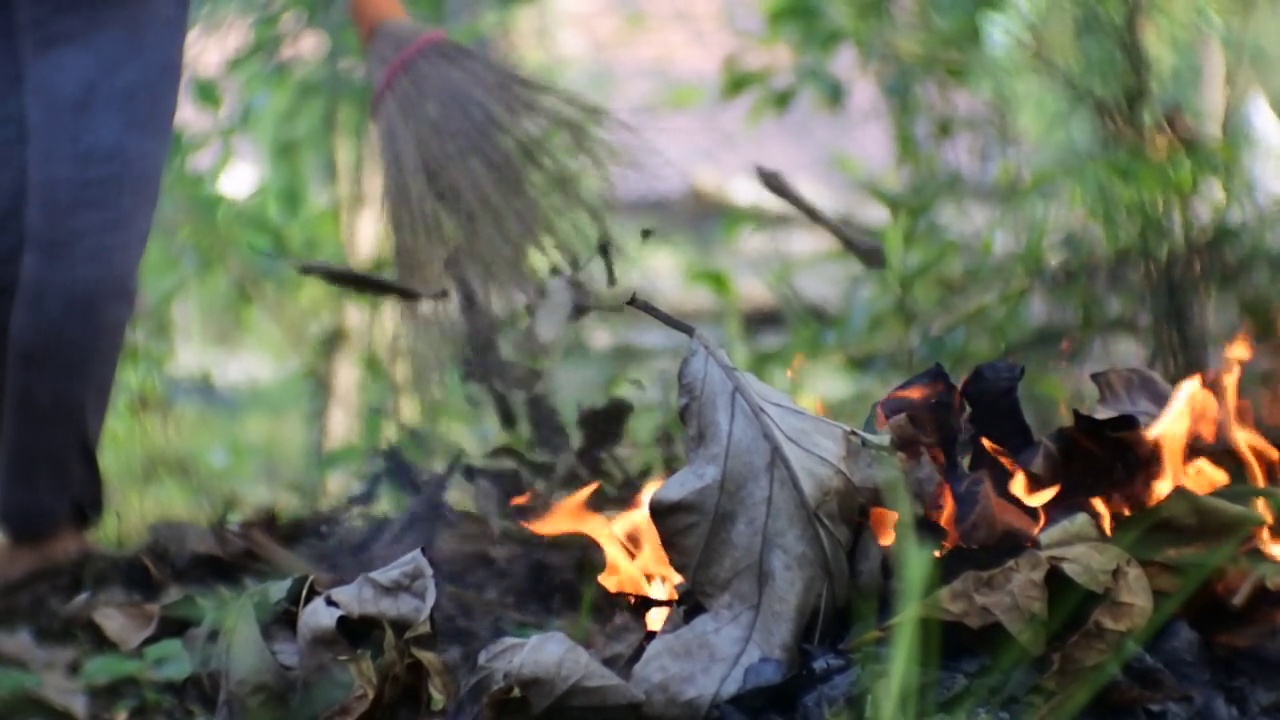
[371,29,446,110]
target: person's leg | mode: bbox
[0,2,27,429]
[0,0,188,575]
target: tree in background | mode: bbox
[722,0,1280,388]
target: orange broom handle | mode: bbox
[350,0,410,45]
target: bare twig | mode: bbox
[1230,567,1264,609]
[251,245,447,302]
[754,166,887,269]
[295,261,447,302]
[625,293,699,337]
[598,233,618,288]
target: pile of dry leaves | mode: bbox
[3,295,1280,720]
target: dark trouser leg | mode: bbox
[0,4,26,434]
[0,0,189,544]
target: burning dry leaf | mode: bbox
[949,470,1040,548]
[91,603,161,652]
[917,540,1152,688]
[463,632,642,717]
[871,364,966,484]
[517,479,682,632]
[867,363,962,445]
[1090,368,1174,425]
[1111,488,1265,589]
[1128,487,1264,540]
[626,337,872,719]
[1020,410,1157,507]
[298,548,437,658]
[586,612,651,677]
[962,360,1036,485]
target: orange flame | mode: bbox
[787,353,805,381]
[1089,497,1114,537]
[1143,375,1225,503]
[979,437,1061,508]
[868,507,898,547]
[936,483,958,554]
[1220,335,1280,559]
[965,335,1280,552]
[516,479,683,631]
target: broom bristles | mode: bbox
[368,22,623,301]
[364,20,631,395]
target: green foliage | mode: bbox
[713,0,1280,421]
[78,639,195,689]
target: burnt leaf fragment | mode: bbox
[962,361,1036,488]
[948,470,1039,549]
[1019,410,1159,507]
[525,392,572,456]
[577,399,634,461]
[866,363,964,476]
[1090,368,1174,425]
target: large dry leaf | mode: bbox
[627,337,874,719]
[1039,543,1154,690]
[298,548,437,658]
[919,540,1152,688]
[466,632,642,716]
[91,603,161,652]
[929,550,1052,652]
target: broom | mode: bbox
[349,0,622,311]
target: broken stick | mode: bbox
[755,165,887,269]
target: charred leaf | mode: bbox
[1090,367,1174,425]
[525,392,572,456]
[577,399,634,460]
[948,469,1039,550]
[962,361,1036,488]
[867,363,964,476]
[1019,410,1159,507]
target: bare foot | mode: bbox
[0,527,92,589]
